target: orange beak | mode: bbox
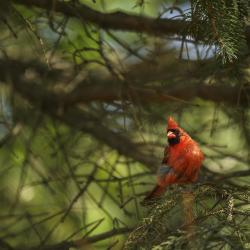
[167,131,176,139]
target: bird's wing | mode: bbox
[156,145,175,183]
[161,145,169,164]
[157,144,200,185]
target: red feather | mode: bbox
[143,117,204,202]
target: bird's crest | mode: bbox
[167,116,179,130]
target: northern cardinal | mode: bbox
[143,117,204,202]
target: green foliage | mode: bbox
[125,185,250,250]
[189,0,248,63]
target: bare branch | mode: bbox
[17,227,133,250]
[12,0,187,37]
[11,0,250,44]
[0,58,248,107]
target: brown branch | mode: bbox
[75,226,133,244]
[66,83,249,107]
[0,58,248,107]
[17,227,133,250]
[182,191,196,248]
[12,0,187,37]
[11,0,250,43]
[217,169,250,181]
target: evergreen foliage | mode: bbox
[188,0,249,63]
[125,185,250,250]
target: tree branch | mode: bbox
[11,0,250,43]
[76,226,133,244]
[66,82,249,107]
[12,0,187,36]
[0,58,248,107]
[17,227,133,250]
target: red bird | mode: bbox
[144,117,204,201]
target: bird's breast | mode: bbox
[168,140,204,168]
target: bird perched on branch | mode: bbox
[143,117,204,202]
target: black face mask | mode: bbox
[167,129,180,146]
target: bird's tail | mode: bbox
[142,185,166,205]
